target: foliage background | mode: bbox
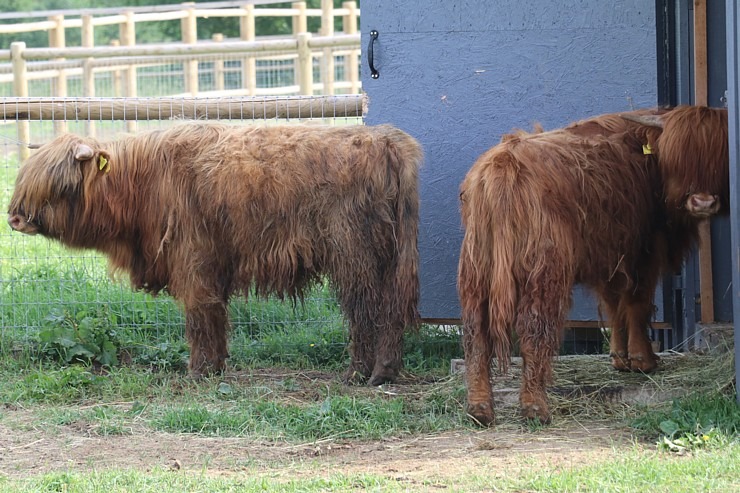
[0,1,357,49]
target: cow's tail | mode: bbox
[458,156,517,371]
[386,127,422,331]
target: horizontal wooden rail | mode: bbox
[0,94,366,122]
[1,35,359,61]
[0,4,360,34]
[0,1,283,20]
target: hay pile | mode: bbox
[479,338,736,424]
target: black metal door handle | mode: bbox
[368,30,379,79]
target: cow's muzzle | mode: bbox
[685,193,721,218]
[7,214,39,235]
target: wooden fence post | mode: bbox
[120,11,137,133]
[110,39,122,98]
[10,42,30,161]
[320,0,335,94]
[694,0,714,326]
[240,4,257,95]
[49,14,68,134]
[342,1,359,93]
[182,3,199,95]
[212,33,225,92]
[82,14,96,137]
[292,1,307,34]
[296,32,313,95]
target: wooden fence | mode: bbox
[0,1,361,150]
[0,1,360,99]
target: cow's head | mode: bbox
[623,106,729,219]
[7,134,111,242]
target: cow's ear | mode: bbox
[620,113,664,129]
[74,144,95,161]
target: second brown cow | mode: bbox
[458,106,728,425]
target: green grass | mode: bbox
[0,471,402,493]
[0,442,738,492]
[493,443,740,493]
[0,360,469,442]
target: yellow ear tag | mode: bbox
[98,155,110,173]
[642,144,653,155]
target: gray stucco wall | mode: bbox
[362,1,658,319]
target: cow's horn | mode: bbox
[620,113,664,128]
[74,144,95,161]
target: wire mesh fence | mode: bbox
[0,95,385,368]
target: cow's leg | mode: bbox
[623,297,659,373]
[598,289,630,371]
[463,298,495,426]
[618,256,661,373]
[185,301,230,377]
[370,262,414,385]
[515,262,570,424]
[337,232,402,385]
[516,312,560,424]
[338,284,378,384]
[370,321,404,386]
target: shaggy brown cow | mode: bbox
[458,105,728,425]
[7,123,422,384]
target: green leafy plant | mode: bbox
[38,307,121,367]
[132,341,190,373]
[633,392,740,453]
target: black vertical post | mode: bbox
[725,0,740,404]
[655,0,676,106]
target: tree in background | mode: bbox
[0,0,357,49]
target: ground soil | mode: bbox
[0,406,634,484]
[0,361,652,484]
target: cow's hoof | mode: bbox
[369,371,398,386]
[628,352,659,373]
[188,361,225,379]
[610,352,631,372]
[520,403,551,425]
[467,402,495,427]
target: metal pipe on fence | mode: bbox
[0,94,366,122]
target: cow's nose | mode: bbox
[8,215,21,230]
[690,195,717,210]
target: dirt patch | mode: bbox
[0,408,635,482]
[4,351,727,482]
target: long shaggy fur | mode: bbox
[458,106,728,425]
[8,123,423,384]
